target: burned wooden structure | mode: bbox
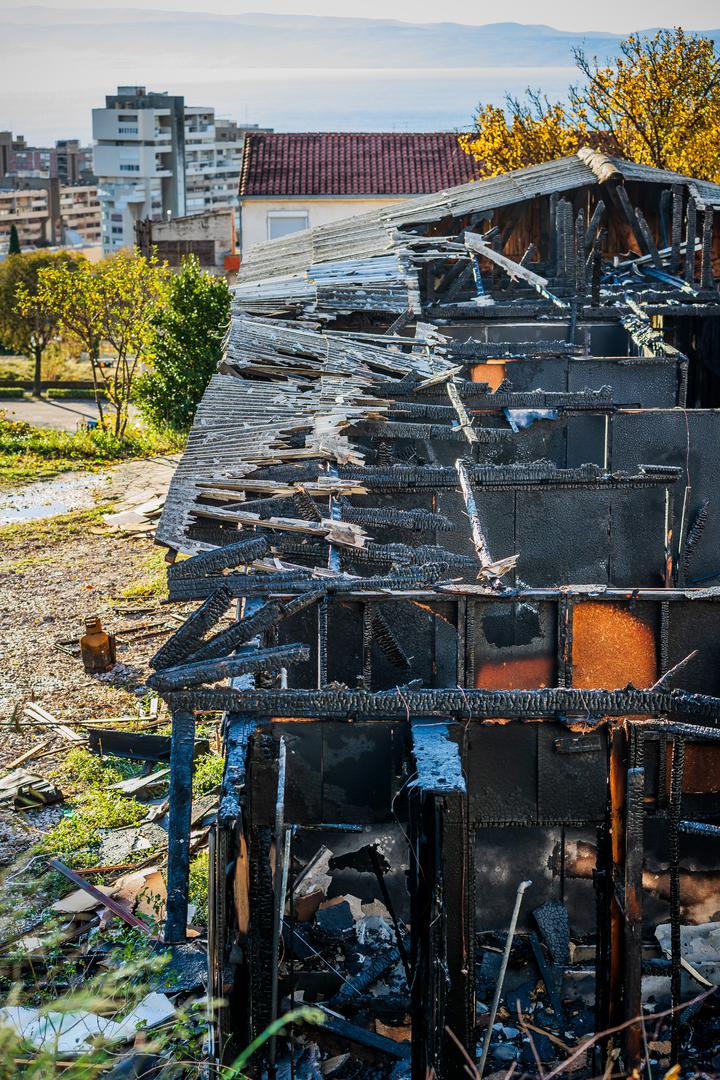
[152,149,720,1077]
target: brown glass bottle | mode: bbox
[80,617,116,674]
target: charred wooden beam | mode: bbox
[170,536,270,579]
[186,591,324,665]
[151,586,232,669]
[161,685,720,721]
[148,643,310,692]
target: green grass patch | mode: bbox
[0,413,183,489]
[38,788,148,866]
[52,747,140,791]
[0,504,112,552]
[118,547,169,601]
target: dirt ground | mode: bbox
[0,458,188,863]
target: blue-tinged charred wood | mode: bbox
[219,715,256,825]
[527,930,564,1026]
[189,591,324,665]
[338,460,679,492]
[409,721,472,1078]
[634,207,663,269]
[585,199,606,250]
[311,1007,410,1060]
[328,946,401,1008]
[292,488,322,522]
[148,643,310,692]
[169,537,269,580]
[341,544,473,572]
[165,709,196,943]
[151,587,232,670]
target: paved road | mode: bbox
[2,398,140,432]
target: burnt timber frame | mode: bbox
[152,148,720,1077]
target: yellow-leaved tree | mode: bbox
[30,250,168,437]
[460,28,720,181]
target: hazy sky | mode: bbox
[3,0,720,33]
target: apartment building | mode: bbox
[0,178,101,249]
[0,132,93,182]
[93,87,257,253]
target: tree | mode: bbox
[8,224,21,255]
[0,250,78,396]
[35,249,168,437]
[460,28,720,181]
[134,255,231,432]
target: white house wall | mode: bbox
[240,196,406,257]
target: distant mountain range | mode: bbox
[3,10,719,142]
[7,8,718,69]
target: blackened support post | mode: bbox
[669,737,685,1064]
[670,185,683,275]
[409,722,473,1079]
[700,207,715,293]
[623,766,645,1070]
[685,199,697,285]
[165,707,196,942]
[608,723,627,1030]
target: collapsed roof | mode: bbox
[154,149,720,1079]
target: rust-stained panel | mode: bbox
[470,361,506,390]
[667,742,720,794]
[475,655,555,690]
[571,601,657,689]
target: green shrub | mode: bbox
[45,387,106,400]
[134,255,230,433]
[0,386,25,399]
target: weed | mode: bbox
[117,547,168,601]
[38,789,147,866]
[188,851,209,928]
[192,751,224,797]
[52,748,139,790]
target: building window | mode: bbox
[118,126,139,135]
[267,212,309,241]
[119,164,140,172]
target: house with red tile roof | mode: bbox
[238,131,479,256]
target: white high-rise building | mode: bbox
[93,86,249,253]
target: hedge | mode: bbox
[45,388,106,401]
[0,387,26,399]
